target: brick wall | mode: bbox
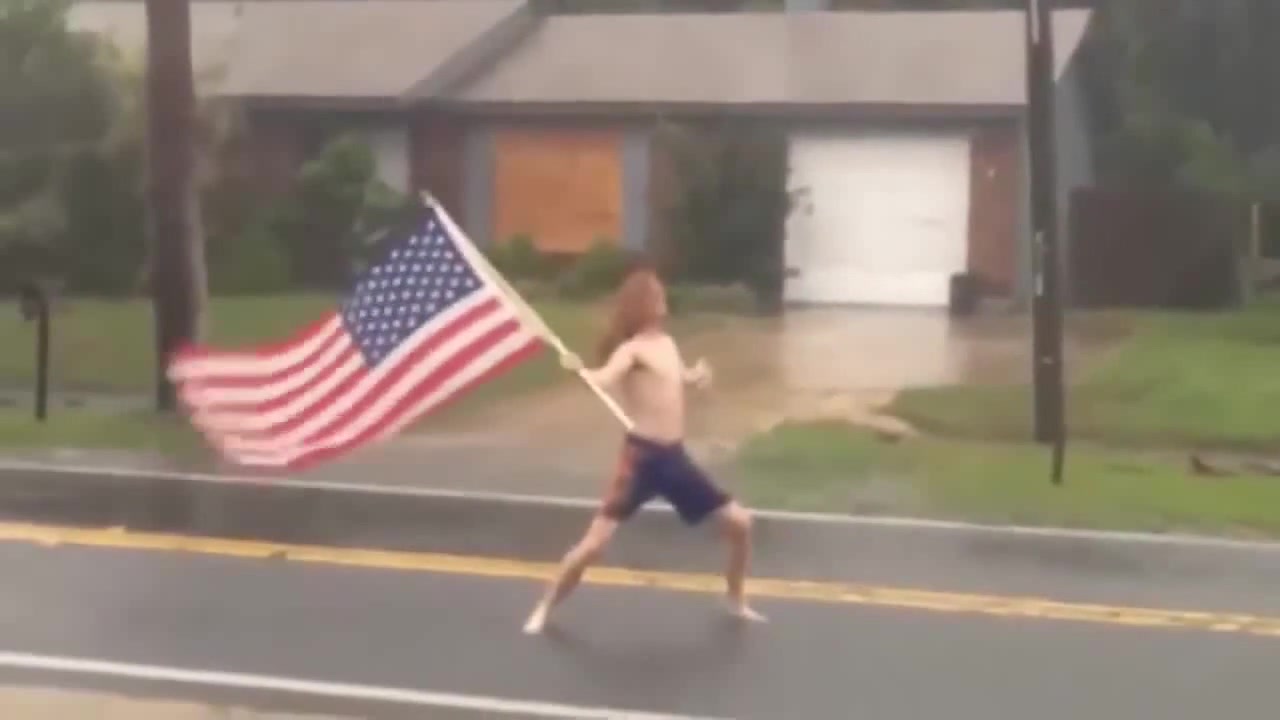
[966,122,1021,294]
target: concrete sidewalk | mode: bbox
[0,686,351,719]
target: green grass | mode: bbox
[0,295,336,393]
[893,302,1280,451]
[0,292,735,449]
[0,409,205,456]
[735,421,1280,539]
[0,294,602,400]
[0,293,599,451]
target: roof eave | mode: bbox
[430,100,1026,120]
[221,94,404,112]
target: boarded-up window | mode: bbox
[492,129,623,253]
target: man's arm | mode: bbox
[682,357,713,389]
[562,342,637,388]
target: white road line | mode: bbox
[0,651,726,720]
[2,459,1280,552]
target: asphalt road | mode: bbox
[5,462,1280,619]
[0,539,1277,719]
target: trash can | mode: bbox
[949,272,979,317]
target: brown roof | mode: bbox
[220,0,527,100]
[71,2,1093,109]
[447,8,1093,107]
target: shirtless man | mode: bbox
[523,265,765,635]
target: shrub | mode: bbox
[0,242,60,295]
[665,282,756,316]
[207,211,292,295]
[656,120,792,313]
[487,233,554,280]
[556,239,629,299]
[276,134,412,289]
[56,148,146,296]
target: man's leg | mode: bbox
[717,501,766,622]
[523,514,619,635]
[662,448,766,623]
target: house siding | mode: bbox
[410,113,469,226]
[246,94,1092,306]
[240,110,313,195]
[244,109,420,196]
[621,131,651,252]
[646,125,681,270]
[1053,63,1096,304]
[362,122,411,193]
[1012,62,1097,306]
[462,126,495,245]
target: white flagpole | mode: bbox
[422,192,635,432]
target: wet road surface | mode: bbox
[4,463,1280,618]
[0,536,1277,719]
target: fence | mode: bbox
[1067,187,1256,309]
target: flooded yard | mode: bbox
[434,307,1128,457]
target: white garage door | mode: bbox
[784,132,972,306]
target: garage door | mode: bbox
[784,132,972,306]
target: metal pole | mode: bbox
[35,294,49,423]
[20,284,51,422]
[1025,0,1066,482]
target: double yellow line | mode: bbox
[3,521,1278,639]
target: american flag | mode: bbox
[169,204,544,470]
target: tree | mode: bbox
[144,0,207,411]
[1080,0,1280,196]
[0,0,116,291]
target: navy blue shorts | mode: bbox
[601,435,731,526]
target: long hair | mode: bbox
[597,263,664,363]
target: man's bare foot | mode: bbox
[522,604,550,635]
[725,598,768,623]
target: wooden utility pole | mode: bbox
[144,0,207,412]
[1024,0,1067,483]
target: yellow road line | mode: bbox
[2,521,1278,639]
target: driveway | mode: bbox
[436,307,1120,458]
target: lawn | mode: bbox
[0,291,729,449]
[892,301,1280,451]
[0,294,603,398]
[0,409,204,456]
[734,421,1280,539]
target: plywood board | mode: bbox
[492,128,623,253]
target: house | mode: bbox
[69,0,1095,308]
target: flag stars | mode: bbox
[343,213,487,367]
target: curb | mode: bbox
[2,460,1280,555]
